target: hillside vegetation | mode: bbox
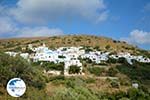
[0,35,146,55]
[0,52,150,99]
[0,35,150,99]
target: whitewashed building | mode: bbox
[5,43,150,76]
[5,52,18,57]
[110,52,150,64]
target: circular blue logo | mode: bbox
[6,78,26,97]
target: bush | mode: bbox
[138,50,150,58]
[119,77,131,86]
[0,52,46,89]
[84,77,96,84]
[49,75,65,81]
[128,88,139,99]
[85,48,93,53]
[113,40,117,43]
[42,62,64,71]
[94,46,101,51]
[86,58,93,63]
[107,58,117,63]
[75,38,81,42]
[47,75,66,85]
[105,45,111,49]
[21,87,50,100]
[88,67,104,76]
[111,80,119,88]
[69,65,81,74]
[51,86,99,100]
[66,80,76,88]
[31,80,46,90]
[117,57,128,65]
[115,92,128,99]
[116,63,150,86]
[119,97,130,100]
[24,48,33,54]
[107,67,119,76]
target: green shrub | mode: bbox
[88,67,104,76]
[107,67,119,76]
[115,91,127,99]
[66,80,76,88]
[42,62,64,71]
[116,63,150,86]
[111,80,119,88]
[85,48,93,53]
[0,52,46,89]
[84,58,93,63]
[75,38,81,42]
[127,87,150,100]
[24,48,34,54]
[84,77,96,84]
[94,46,101,51]
[48,75,66,85]
[119,77,131,86]
[51,86,99,100]
[105,45,111,49]
[49,75,65,81]
[107,58,117,63]
[69,65,81,74]
[119,97,130,100]
[117,57,128,65]
[22,87,50,100]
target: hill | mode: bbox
[0,35,150,99]
[1,35,149,58]
[0,51,150,100]
[0,35,148,55]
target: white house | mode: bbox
[5,51,18,57]
[5,43,149,76]
[64,58,82,76]
[44,70,61,76]
[20,53,29,59]
[81,51,109,64]
[132,83,139,89]
[110,52,150,64]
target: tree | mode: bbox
[0,52,46,89]
[69,65,81,74]
[105,45,110,49]
[41,62,64,71]
[88,67,104,76]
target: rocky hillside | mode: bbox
[0,35,149,56]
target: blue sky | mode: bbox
[0,0,150,50]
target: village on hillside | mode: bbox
[5,43,150,76]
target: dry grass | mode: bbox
[46,82,65,96]
[86,77,130,94]
[0,35,138,54]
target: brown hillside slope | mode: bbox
[0,35,148,55]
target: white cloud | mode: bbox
[97,11,109,22]
[0,15,63,38]
[10,0,108,24]
[0,0,108,38]
[0,3,64,38]
[17,27,63,37]
[144,2,150,11]
[121,29,150,45]
[0,17,18,34]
